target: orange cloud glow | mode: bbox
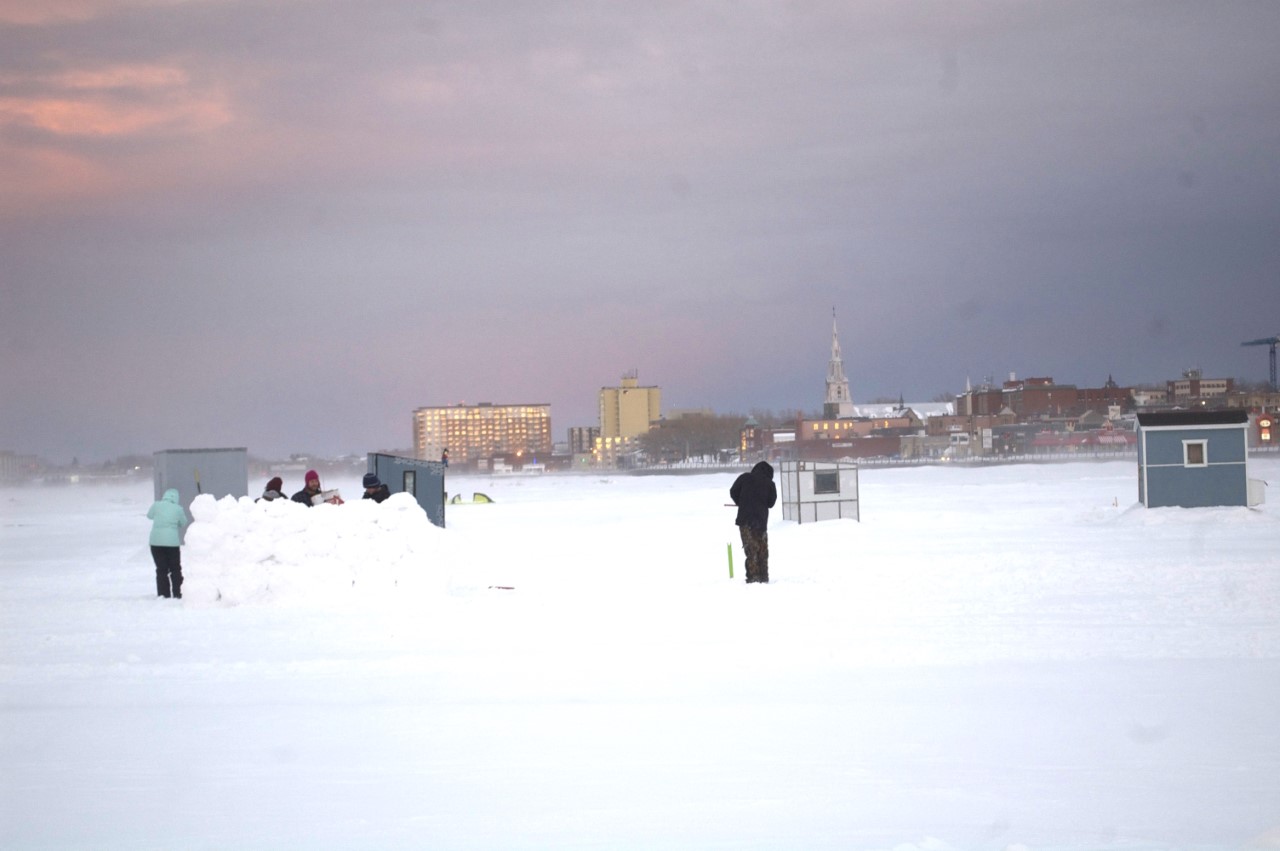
[0,0,207,26]
[48,64,192,91]
[0,60,236,212]
[0,92,231,137]
[0,145,115,206]
[0,58,232,137]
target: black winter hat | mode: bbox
[363,473,382,488]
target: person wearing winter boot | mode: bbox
[730,461,777,583]
[146,488,188,598]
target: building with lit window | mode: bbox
[594,372,661,467]
[599,372,661,440]
[413,403,552,468]
[568,426,600,455]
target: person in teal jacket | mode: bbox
[146,488,189,598]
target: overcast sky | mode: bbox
[3,1,1278,463]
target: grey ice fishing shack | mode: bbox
[153,448,249,539]
[366,453,447,528]
[1135,410,1252,508]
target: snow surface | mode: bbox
[3,460,1279,850]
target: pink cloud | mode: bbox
[0,149,116,214]
[0,92,230,137]
[0,60,235,211]
[0,60,231,138]
[0,0,208,26]
[48,64,192,91]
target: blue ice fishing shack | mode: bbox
[366,452,447,528]
[1135,410,1251,508]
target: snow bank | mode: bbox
[183,492,448,606]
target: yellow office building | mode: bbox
[413,403,552,466]
[599,372,661,439]
[594,373,661,467]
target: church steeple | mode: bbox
[823,308,855,419]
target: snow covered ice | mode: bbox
[2,460,1279,850]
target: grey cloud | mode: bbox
[2,1,1278,461]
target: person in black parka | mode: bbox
[362,473,391,504]
[730,461,777,583]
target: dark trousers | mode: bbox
[739,525,769,583]
[151,545,183,598]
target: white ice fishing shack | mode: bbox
[778,459,860,523]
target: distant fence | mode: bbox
[627,445,1277,474]
[629,460,749,476]
[860,450,1139,468]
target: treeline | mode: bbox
[637,409,817,464]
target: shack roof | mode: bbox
[1135,409,1249,428]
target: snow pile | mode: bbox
[183,492,448,606]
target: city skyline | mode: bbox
[3,2,1278,463]
[9,359,1269,467]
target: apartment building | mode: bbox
[599,371,661,440]
[413,402,552,467]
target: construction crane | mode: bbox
[1242,336,1280,390]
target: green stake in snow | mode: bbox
[727,542,734,579]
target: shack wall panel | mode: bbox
[1144,465,1248,508]
[1142,428,1246,466]
[368,453,447,528]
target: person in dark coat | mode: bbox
[362,473,391,504]
[292,470,323,506]
[729,461,777,583]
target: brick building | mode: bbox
[956,374,1134,420]
[1167,369,1233,404]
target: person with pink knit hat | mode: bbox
[291,470,323,506]
[291,469,346,506]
